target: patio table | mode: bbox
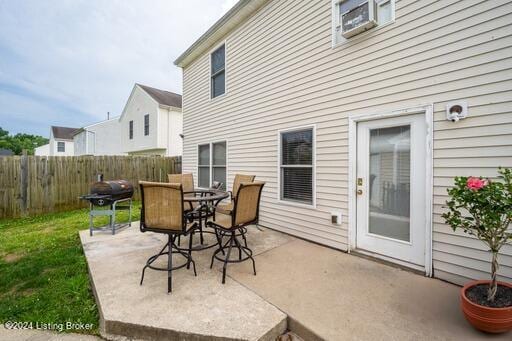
[183,189,229,250]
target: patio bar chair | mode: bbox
[216,174,255,215]
[168,173,196,211]
[139,181,198,293]
[206,181,265,284]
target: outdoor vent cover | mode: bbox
[340,0,377,38]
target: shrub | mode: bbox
[442,168,511,302]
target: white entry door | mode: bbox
[356,113,427,267]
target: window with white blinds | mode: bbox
[198,141,227,189]
[279,127,315,205]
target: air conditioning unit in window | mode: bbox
[339,0,377,38]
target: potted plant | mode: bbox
[443,167,512,333]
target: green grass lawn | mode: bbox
[0,202,141,334]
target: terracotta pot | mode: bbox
[460,280,512,333]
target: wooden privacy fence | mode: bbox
[0,155,181,219]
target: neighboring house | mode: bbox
[174,0,512,286]
[34,144,49,156]
[119,84,183,156]
[73,117,125,156]
[36,126,77,156]
[0,148,13,156]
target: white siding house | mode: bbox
[118,84,183,156]
[73,117,125,156]
[34,144,49,156]
[175,0,512,286]
[36,126,77,156]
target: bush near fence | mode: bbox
[0,155,181,219]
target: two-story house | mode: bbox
[119,84,183,156]
[174,0,512,286]
[35,126,77,156]
[73,117,125,156]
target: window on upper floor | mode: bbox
[332,0,395,46]
[144,114,149,136]
[279,127,315,207]
[198,141,226,190]
[210,44,225,99]
[57,141,65,152]
[129,120,134,139]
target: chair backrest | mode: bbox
[232,174,256,199]
[233,181,265,226]
[168,173,194,193]
[139,181,184,231]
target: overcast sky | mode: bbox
[0,0,237,137]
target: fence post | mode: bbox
[19,150,28,216]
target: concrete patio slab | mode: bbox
[80,224,292,341]
[229,238,511,341]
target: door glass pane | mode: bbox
[198,144,210,165]
[213,167,226,190]
[368,125,410,242]
[213,142,226,165]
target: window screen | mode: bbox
[211,45,225,98]
[280,128,314,205]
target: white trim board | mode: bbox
[347,105,433,276]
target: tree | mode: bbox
[0,127,49,155]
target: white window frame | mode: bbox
[209,41,227,101]
[331,0,396,48]
[57,141,65,153]
[277,125,316,209]
[197,140,228,189]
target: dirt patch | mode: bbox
[2,253,22,263]
[466,284,512,308]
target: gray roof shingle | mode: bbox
[137,84,182,108]
[51,126,79,140]
[0,148,13,156]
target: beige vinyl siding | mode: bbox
[181,0,512,284]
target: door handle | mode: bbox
[356,189,363,195]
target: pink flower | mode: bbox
[467,177,486,191]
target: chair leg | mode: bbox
[187,230,194,270]
[222,233,235,284]
[199,218,204,245]
[215,229,225,255]
[140,240,168,285]
[242,232,248,248]
[210,235,230,269]
[236,235,257,276]
[168,235,173,293]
